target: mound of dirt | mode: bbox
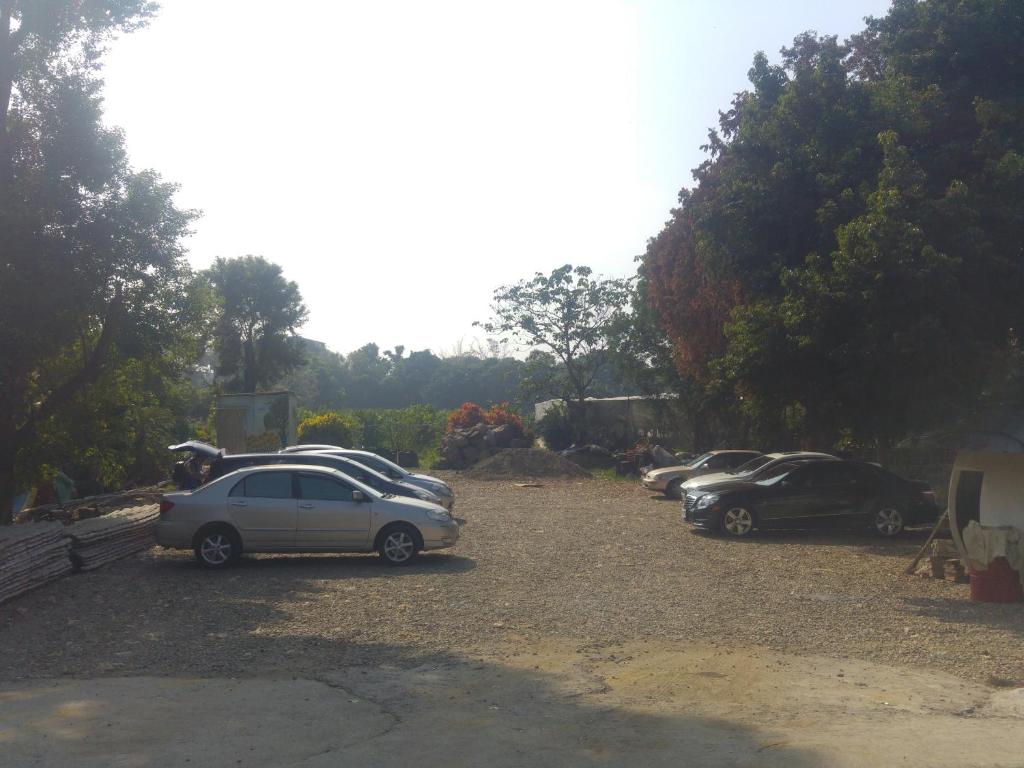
[463,448,592,480]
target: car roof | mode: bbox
[708,449,760,455]
[316,448,376,458]
[213,463,378,492]
[763,451,835,459]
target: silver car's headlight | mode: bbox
[695,493,719,509]
[426,508,451,522]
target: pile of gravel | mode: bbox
[463,448,591,479]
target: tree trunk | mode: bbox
[876,436,892,467]
[243,337,256,392]
[0,2,16,188]
[0,434,18,525]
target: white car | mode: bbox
[641,450,761,498]
[156,464,459,568]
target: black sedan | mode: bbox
[682,459,939,537]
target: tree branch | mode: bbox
[15,288,125,443]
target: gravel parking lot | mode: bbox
[1,475,1021,684]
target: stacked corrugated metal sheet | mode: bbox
[67,504,159,571]
[0,521,73,604]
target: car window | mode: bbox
[705,454,730,469]
[297,473,354,501]
[349,455,402,479]
[230,471,294,499]
[735,456,770,474]
[687,452,713,467]
[726,453,756,468]
[810,463,864,486]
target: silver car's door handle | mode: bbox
[231,501,247,507]
[298,503,314,509]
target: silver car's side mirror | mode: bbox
[352,490,365,502]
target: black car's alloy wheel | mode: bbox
[873,506,904,536]
[721,506,755,537]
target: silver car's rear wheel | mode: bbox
[873,506,904,537]
[378,526,418,565]
[721,507,754,537]
[194,526,240,569]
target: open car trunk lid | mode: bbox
[167,440,224,459]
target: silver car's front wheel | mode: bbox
[873,507,904,537]
[378,526,418,565]
[721,507,754,537]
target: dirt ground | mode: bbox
[2,476,1023,766]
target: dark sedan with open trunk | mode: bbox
[682,459,939,537]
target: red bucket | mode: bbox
[969,557,1024,603]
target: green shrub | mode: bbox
[297,411,363,447]
[245,431,282,452]
[537,403,575,451]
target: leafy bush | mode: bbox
[245,431,282,452]
[297,411,363,447]
[537,403,575,451]
[349,407,444,451]
[446,402,487,432]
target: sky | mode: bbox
[101,0,892,357]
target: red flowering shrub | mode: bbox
[484,403,524,434]
[445,402,524,436]
[446,402,487,432]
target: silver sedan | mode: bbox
[156,464,460,568]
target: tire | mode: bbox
[720,506,755,538]
[666,478,684,500]
[194,525,242,569]
[872,505,904,537]
[377,524,420,566]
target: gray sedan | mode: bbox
[156,465,460,568]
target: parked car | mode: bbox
[642,450,762,499]
[681,459,939,537]
[156,464,459,568]
[309,449,455,511]
[206,452,444,505]
[678,451,837,496]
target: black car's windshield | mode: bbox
[756,464,798,486]
[732,455,771,475]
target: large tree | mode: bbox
[205,255,308,393]
[0,0,205,522]
[644,0,1024,459]
[478,265,633,415]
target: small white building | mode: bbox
[215,392,298,454]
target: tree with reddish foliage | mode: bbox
[642,2,1024,457]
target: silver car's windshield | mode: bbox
[688,452,714,467]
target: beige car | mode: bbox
[641,450,762,499]
[156,464,459,568]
